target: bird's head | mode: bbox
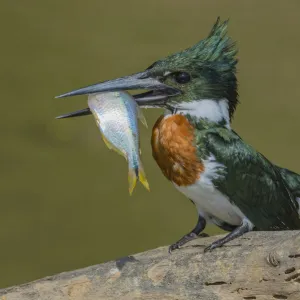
[56,18,238,122]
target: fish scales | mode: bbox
[88,91,149,195]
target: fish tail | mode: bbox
[128,167,138,196]
[128,160,150,195]
[137,160,150,192]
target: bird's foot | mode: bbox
[169,232,209,254]
[204,238,225,253]
[169,213,208,254]
[204,219,252,253]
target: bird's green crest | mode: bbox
[188,17,237,65]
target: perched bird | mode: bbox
[56,18,300,252]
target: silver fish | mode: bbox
[88,91,150,195]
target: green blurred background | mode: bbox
[1,0,300,288]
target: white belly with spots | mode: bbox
[174,154,246,226]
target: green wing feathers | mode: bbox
[199,128,300,230]
[277,167,300,199]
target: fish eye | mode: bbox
[174,72,191,84]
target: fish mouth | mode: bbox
[55,70,181,119]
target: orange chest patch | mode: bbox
[151,114,204,186]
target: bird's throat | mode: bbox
[174,99,231,129]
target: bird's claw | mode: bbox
[204,241,223,253]
[204,244,215,253]
[169,235,195,254]
[168,243,180,254]
[169,232,208,254]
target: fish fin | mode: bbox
[136,106,148,128]
[101,134,113,150]
[138,162,150,192]
[128,168,138,196]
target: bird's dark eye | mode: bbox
[174,72,191,84]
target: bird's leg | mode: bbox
[204,219,252,252]
[169,215,208,254]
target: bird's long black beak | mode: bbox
[55,71,180,119]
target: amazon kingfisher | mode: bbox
[56,18,300,252]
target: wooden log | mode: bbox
[1,231,300,300]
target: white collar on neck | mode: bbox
[169,99,231,129]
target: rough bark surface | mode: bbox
[1,231,300,300]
